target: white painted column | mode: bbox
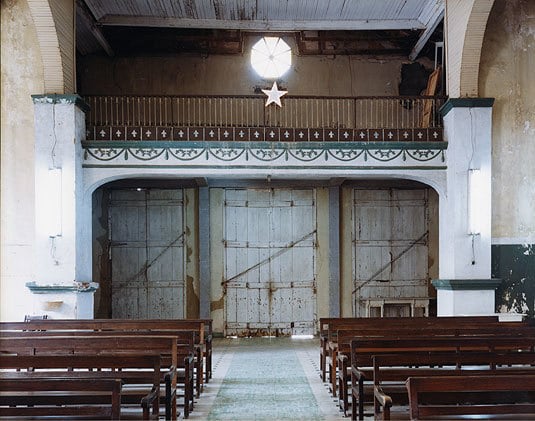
[31,95,95,318]
[434,98,498,315]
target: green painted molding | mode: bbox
[440,98,495,117]
[82,140,448,150]
[31,94,90,114]
[432,279,502,291]
[26,281,99,294]
[83,164,447,170]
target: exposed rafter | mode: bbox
[410,5,444,61]
[77,0,114,57]
[97,16,426,31]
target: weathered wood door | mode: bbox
[224,188,317,336]
[352,188,429,317]
[109,189,185,319]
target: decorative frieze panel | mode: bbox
[82,140,447,169]
[87,126,444,143]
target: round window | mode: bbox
[251,37,292,79]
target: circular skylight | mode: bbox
[251,37,292,79]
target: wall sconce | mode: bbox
[468,168,482,235]
[46,168,62,237]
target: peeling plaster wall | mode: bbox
[1,0,44,320]
[184,188,200,318]
[209,189,225,333]
[315,188,330,322]
[480,0,535,241]
[78,38,405,96]
[480,0,535,316]
[91,188,109,318]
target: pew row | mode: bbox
[373,351,535,420]
[0,334,190,419]
[349,335,535,420]
[0,354,167,420]
[334,324,535,414]
[406,374,535,420]
[1,318,212,395]
[0,378,124,420]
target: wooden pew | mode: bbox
[0,378,123,420]
[0,334,187,420]
[1,318,213,385]
[0,354,165,420]
[328,319,534,398]
[349,335,535,420]
[319,315,530,389]
[0,327,199,406]
[334,324,535,413]
[406,374,535,420]
[373,351,535,420]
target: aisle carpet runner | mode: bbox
[207,338,322,420]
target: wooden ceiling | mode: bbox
[76,0,444,59]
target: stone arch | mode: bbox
[446,0,495,97]
[27,0,75,93]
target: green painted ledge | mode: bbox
[440,98,495,117]
[31,94,90,114]
[26,281,99,294]
[432,279,502,290]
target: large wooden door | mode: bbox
[224,188,317,336]
[352,188,429,317]
[109,189,185,319]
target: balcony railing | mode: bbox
[84,95,445,142]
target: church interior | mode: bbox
[1,0,534,419]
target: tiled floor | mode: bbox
[188,337,344,420]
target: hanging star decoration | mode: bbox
[262,81,287,107]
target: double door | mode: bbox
[224,188,317,336]
[109,189,185,319]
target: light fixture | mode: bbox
[468,168,482,235]
[45,168,62,237]
[251,37,292,79]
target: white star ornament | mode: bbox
[262,82,287,107]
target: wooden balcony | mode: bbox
[84,95,445,143]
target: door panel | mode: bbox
[224,188,316,336]
[353,188,429,317]
[110,189,185,319]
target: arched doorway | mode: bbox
[92,179,198,319]
[347,181,438,317]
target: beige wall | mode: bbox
[48,0,75,93]
[1,0,44,320]
[480,0,535,240]
[446,0,495,97]
[79,37,406,97]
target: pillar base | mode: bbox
[432,279,501,316]
[26,282,98,319]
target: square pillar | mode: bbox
[436,98,498,315]
[31,95,93,315]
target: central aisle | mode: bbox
[190,337,342,420]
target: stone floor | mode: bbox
[187,337,344,420]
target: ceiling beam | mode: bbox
[77,0,114,57]
[409,2,444,61]
[98,15,426,31]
